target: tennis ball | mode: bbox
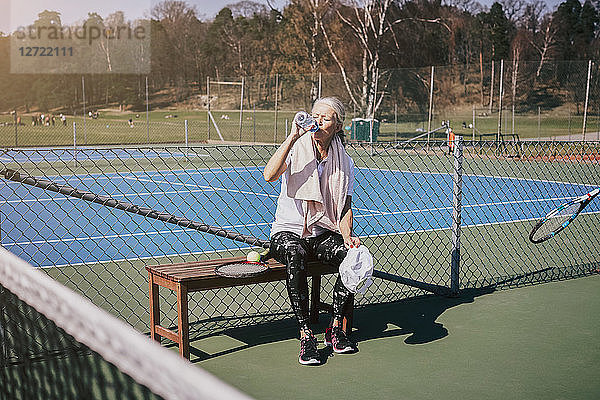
[246,250,261,262]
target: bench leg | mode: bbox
[176,283,190,360]
[148,272,161,343]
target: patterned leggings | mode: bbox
[270,230,354,330]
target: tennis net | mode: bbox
[0,247,252,400]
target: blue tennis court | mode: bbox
[1,165,597,268]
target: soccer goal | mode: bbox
[206,77,245,142]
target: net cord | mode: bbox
[0,247,253,400]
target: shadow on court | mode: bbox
[186,287,495,362]
[352,287,495,345]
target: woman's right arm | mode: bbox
[263,123,303,182]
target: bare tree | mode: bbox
[518,0,547,33]
[100,12,127,72]
[528,14,557,78]
[151,1,200,82]
[218,12,245,74]
[286,0,328,101]
[319,0,449,118]
[499,0,526,23]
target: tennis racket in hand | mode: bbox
[529,188,600,244]
[214,249,272,278]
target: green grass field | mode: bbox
[2,107,600,148]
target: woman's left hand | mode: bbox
[343,236,361,249]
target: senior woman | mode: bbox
[263,97,360,365]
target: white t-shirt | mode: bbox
[270,150,355,238]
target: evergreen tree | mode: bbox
[553,0,598,60]
[479,2,513,61]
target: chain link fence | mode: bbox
[1,141,598,339]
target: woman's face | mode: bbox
[311,103,341,141]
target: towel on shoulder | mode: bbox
[287,132,351,237]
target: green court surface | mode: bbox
[193,275,600,400]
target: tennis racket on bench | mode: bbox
[529,187,600,244]
[1,168,273,278]
[214,249,273,278]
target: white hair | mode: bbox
[312,97,345,127]
[312,96,347,144]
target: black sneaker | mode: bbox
[298,334,320,365]
[325,326,355,354]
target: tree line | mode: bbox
[1,0,599,117]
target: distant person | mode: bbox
[61,114,67,126]
[128,118,134,128]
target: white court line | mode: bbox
[1,165,264,182]
[3,221,272,247]
[354,195,577,218]
[356,209,600,240]
[356,166,596,188]
[0,188,219,205]
[123,176,279,199]
[41,246,259,269]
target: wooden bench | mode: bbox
[146,256,354,359]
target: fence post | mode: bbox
[427,65,434,139]
[145,76,150,144]
[13,111,18,147]
[239,77,244,142]
[451,135,463,295]
[538,106,542,142]
[489,60,494,114]
[184,119,188,148]
[394,103,397,143]
[274,74,279,143]
[318,72,322,98]
[582,59,592,142]
[497,59,504,142]
[73,121,77,167]
[82,76,87,145]
[207,76,211,141]
[472,105,475,141]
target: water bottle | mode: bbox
[293,111,319,133]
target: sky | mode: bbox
[2,0,285,33]
[2,0,565,34]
